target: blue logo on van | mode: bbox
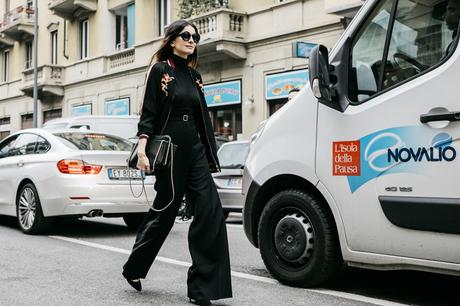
[347,128,456,193]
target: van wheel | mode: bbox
[258,190,342,287]
[123,213,147,230]
[16,183,51,235]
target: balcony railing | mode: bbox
[191,9,246,40]
[189,9,247,59]
[21,65,65,97]
[48,0,97,20]
[0,5,35,41]
[107,48,135,69]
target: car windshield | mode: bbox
[218,142,249,169]
[53,132,132,151]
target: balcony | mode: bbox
[325,0,364,18]
[189,9,247,60]
[21,65,65,99]
[106,47,135,70]
[48,0,97,20]
[0,33,14,49]
[108,0,132,11]
[0,6,35,41]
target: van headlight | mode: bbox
[250,119,267,148]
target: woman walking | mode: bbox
[122,20,232,306]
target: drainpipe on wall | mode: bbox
[63,20,69,59]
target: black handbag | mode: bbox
[128,135,177,175]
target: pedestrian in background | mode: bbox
[122,19,232,306]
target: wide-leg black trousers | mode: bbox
[123,118,232,301]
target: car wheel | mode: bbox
[16,183,51,235]
[258,189,342,287]
[123,213,147,230]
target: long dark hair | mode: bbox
[148,20,199,69]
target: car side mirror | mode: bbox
[309,45,333,102]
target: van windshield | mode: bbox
[53,132,132,151]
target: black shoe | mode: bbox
[189,298,211,305]
[123,273,142,292]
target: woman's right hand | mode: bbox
[136,138,151,173]
[136,153,151,173]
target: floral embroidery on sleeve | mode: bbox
[195,78,204,92]
[161,73,175,96]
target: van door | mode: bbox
[316,0,460,263]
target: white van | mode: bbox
[243,0,460,287]
[43,115,139,140]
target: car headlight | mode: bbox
[249,119,267,148]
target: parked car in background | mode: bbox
[214,135,230,150]
[213,140,249,219]
[0,129,154,234]
[43,115,140,141]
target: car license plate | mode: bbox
[227,177,242,187]
[108,168,143,180]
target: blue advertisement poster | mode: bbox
[105,98,130,116]
[71,104,92,116]
[203,80,241,107]
[265,70,309,100]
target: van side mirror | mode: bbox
[309,45,333,102]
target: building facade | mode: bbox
[0,0,363,141]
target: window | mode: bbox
[0,117,10,140]
[0,117,11,125]
[349,0,460,102]
[10,133,38,156]
[25,41,33,69]
[35,136,51,154]
[2,50,9,82]
[53,132,132,151]
[21,113,33,130]
[80,19,89,59]
[218,142,249,169]
[0,131,9,140]
[127,3,135,48]
[159,0,170,36]
[51,30,58,64]
[0,135,18,158]
[43,109,62,123]
[209,107,242,141]
[115,14,128,50]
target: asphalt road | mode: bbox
[0,213,458,306]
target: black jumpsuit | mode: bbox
[123,54,232,301]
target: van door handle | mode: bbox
[17,161,24,167]
[420,111,460,123]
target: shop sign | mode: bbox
[265,70,309,100]
[71,104,92,116]
[105,98,130,115]
[203,80,241,107]
[292,41,317,58]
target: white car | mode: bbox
[213,140,249,219]
[0,129,154,234]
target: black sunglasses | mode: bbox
[178,31,200,44]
